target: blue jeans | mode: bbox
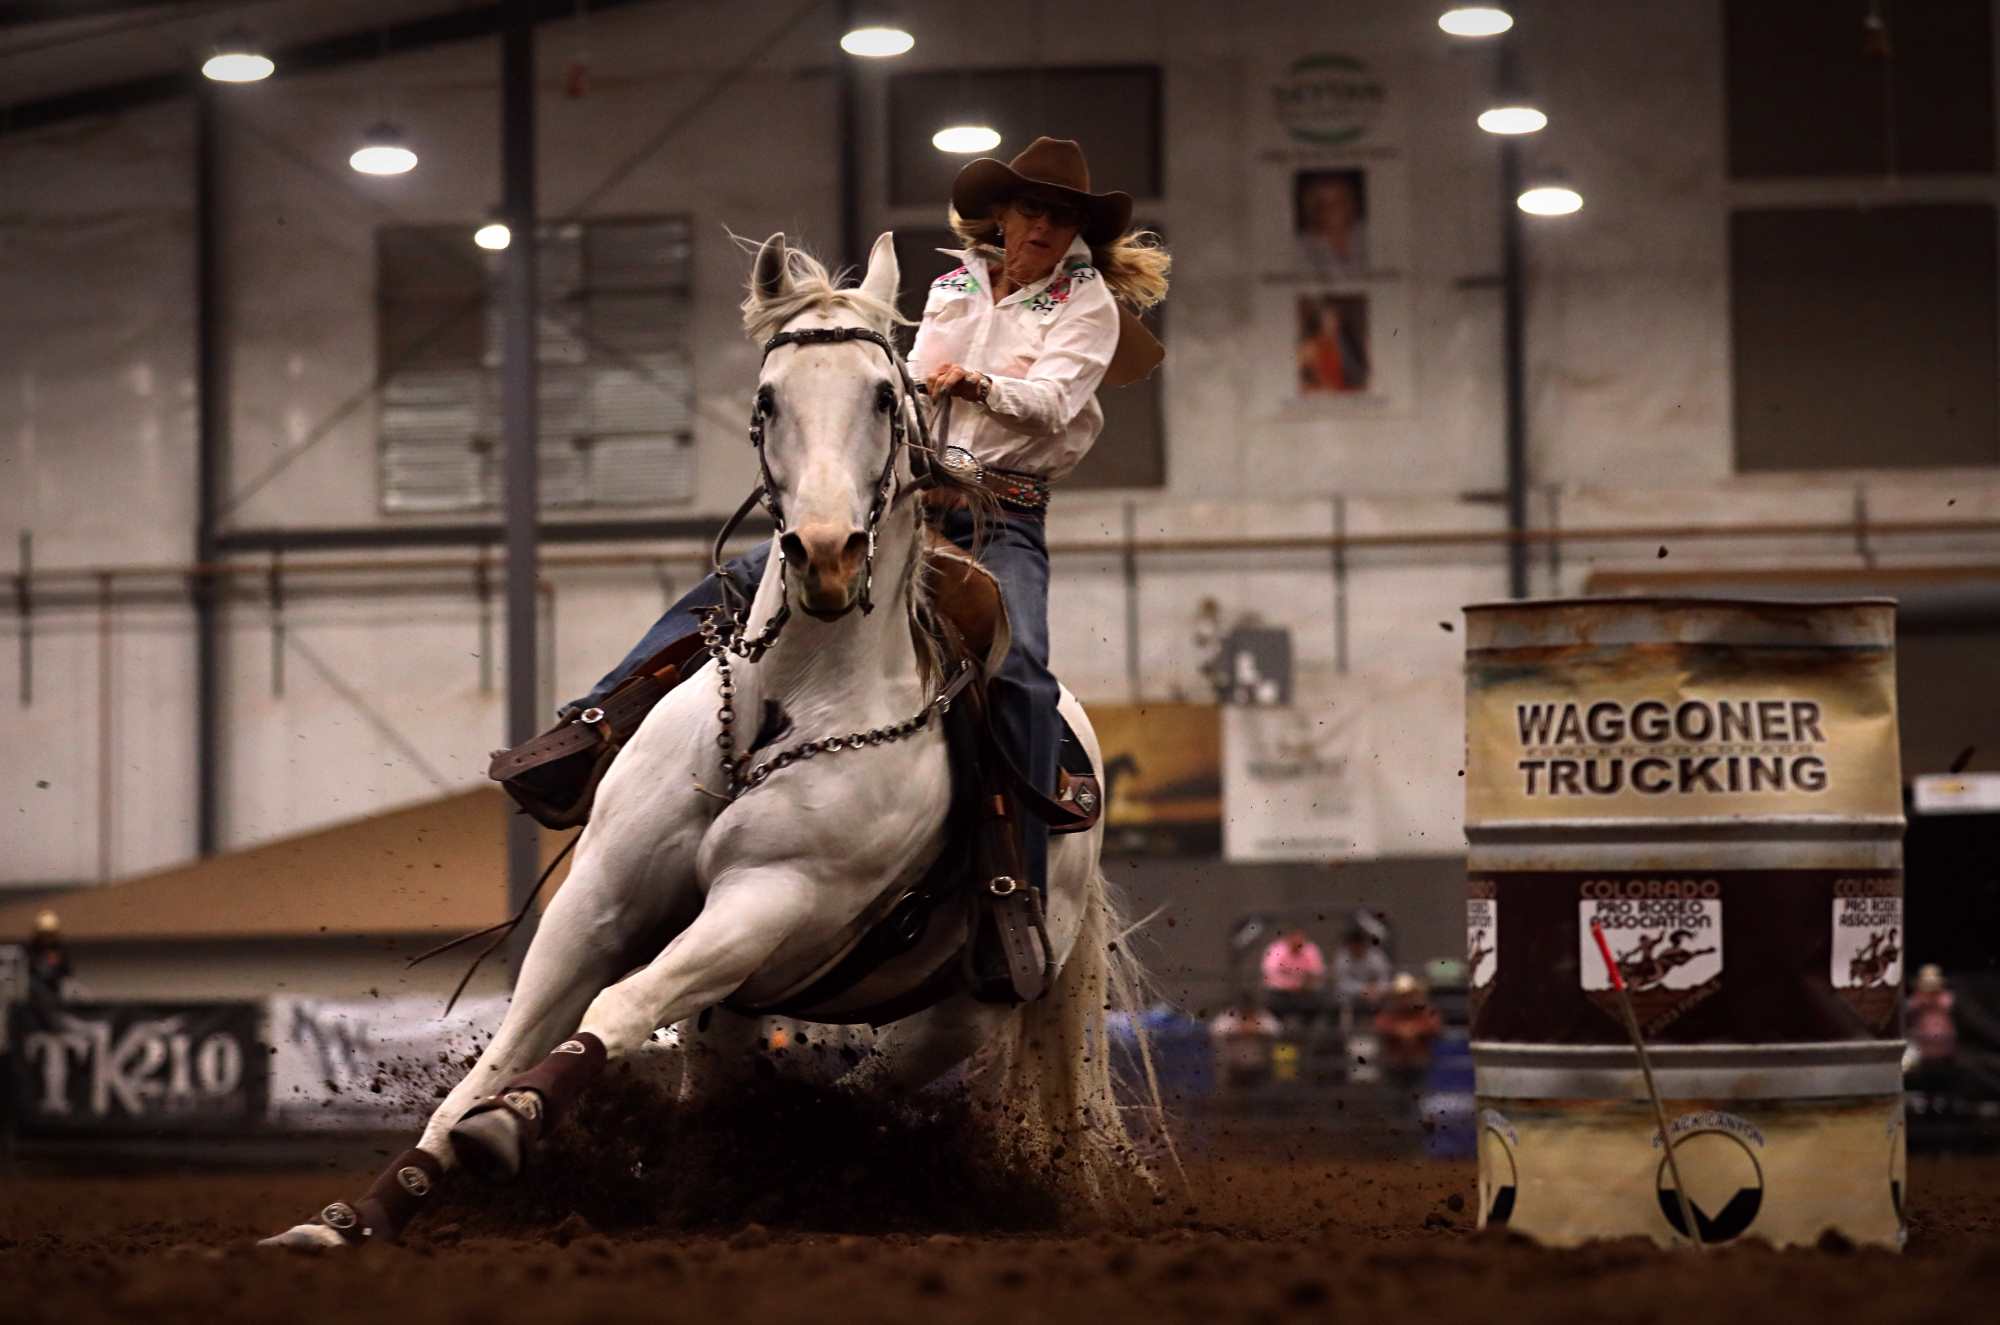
[572,509,1059,897]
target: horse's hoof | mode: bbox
[258,1222,350,1251]
[449,1093,537,1180]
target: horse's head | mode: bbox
[742,231,910,619]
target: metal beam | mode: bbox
[1,0,662,137]
[1498,32,1530,601]
[835,0,860,270]
[500,0,542,948]
[216,516,770,555]
[1501,136,1528,599]
[194,84,225,856]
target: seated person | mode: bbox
[1259,928,1326,1023]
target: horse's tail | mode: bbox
[982,860,1181,1214]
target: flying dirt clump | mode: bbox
[425,1060,1068,1237]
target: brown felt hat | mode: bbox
[951,136,1134,247]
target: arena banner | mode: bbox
[1085,702,1222,856]
[1223,670,1461,863]
[1223,699,1374,861]
[6,1002,266,1135]
[266,994,509,1129]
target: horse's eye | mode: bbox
[876,383,896,414]
[756,387,776,418]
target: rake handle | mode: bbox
[1590,920,1705,1252]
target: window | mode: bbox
[885,66,1162,208]
[376,217,695,513]
[1730,204,1997,472]
[1725,0,1993,178]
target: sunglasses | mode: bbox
[1011,194,1085,229]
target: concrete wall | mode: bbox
[5,1,1999,980]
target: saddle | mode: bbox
[486,541,1103,1020]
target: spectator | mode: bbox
[1374,971,1444,1097]
[1908,964,1957,1065]
[1331,923,1392,1013]
[1210,997,1282,1089]
[26,909,72,1009]
[1260,928,1327,1023]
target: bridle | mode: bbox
[718,323,957,626]
[694,320,978,802]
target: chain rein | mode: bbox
[701,324,952,802]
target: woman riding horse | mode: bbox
[570,136,1169,903]
[263,140,1170,1251]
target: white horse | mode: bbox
[265,232,1157,1249]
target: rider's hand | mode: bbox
[925,363,989,403]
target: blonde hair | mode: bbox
[948,206,1172,312]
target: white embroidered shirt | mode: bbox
[906,235,1120,482]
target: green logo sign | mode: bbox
[1272,53,1387,146]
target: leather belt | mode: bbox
[922,467,1052,514]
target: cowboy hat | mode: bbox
[952,137,1162,387]
[951,136,1133,247]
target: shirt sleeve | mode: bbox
[981,275,1119,436]
[906,281,950,385]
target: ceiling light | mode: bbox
[841,24,915,58]
[202,29,273,83]
[349,123,417,176]
[1478,106,1547,135]
[1439,7,1514,37]
[932,124,1000,154]
[1517,185,1583,216]
[474,221,512,251]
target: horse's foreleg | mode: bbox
[444,871,816,1177]
[261,848,683,1248]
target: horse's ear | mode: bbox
[751,232,790,303]
[857,231,899,309]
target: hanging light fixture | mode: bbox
[932,124,1000,154]
[841,8,915,58]
[349,122,418,176]
[1439,7,1514,37]
[202,29,274,83]
[474,215,512,251]
[1477,105,1547,135]
[1517,183,1583,216]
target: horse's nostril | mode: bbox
[779,532,808,566]
[843,532,868,564]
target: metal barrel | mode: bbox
[1462,597,1905,1250]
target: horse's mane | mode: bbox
[738,239,909,343]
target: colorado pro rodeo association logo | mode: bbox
[1578,878,1723,1035]
[1831,876,1902,1032]
[1466,879,1498,1021]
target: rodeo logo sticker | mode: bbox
[1466,879,1498,1021]
[1832,877,1902,1032]
[1654,1111,1765,1245]
[1478,1109,1519,1229]
[1578,880,1723,1034]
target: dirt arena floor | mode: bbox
[4,1141,1997,1325]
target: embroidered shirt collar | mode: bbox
[936,235,1091,306]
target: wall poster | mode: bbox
[1256,53,1414,416]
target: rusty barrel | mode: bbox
[1463,598,1905,1249]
